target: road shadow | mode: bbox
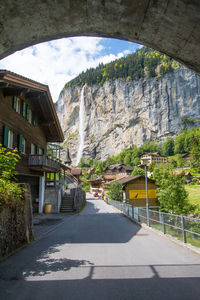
[1,264,200,300]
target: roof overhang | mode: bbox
[0,70,64,142]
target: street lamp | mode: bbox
[142,158,150,226]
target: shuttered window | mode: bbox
[22,100,26,118]
[32,112,37,126]
[26,104,30,121]
[16,97,20,113]
[18,134,25,153]
[3,125,9,147]
[36,144,40,155]
[8,130,13,148]
[31,143,35,155]
[13,96,17,111]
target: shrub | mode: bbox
[0,145,24,206]
[108,181,123,202]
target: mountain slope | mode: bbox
[56,66,200,165]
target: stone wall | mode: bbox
[74,187,86,212]
[0,184,34,260]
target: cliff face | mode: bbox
[56,67,200,165]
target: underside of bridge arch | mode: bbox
[0,1,200,74]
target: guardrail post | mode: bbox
[162,213,166,234]
[181,215,187,243]
[132,206,134,219]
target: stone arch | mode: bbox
[0,1,200,74]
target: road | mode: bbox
[1,195,200,300]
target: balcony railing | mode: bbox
[28,155,61,172]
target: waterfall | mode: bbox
[76,85,85,166]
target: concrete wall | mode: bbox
[44,185,62,213]
[0,184,34,260]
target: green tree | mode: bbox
[161,138,174,156]
[190,133,200,173]
[108,181,123,202]
[131,167,145,177]
[174,134,185,154]
[152,164,189,214]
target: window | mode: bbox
[8,130,13,148]
[13,96,20,113]
[32,111,37,126]
[3,125,13,148]
[39,147,43,155]
[18,134,26,153]
[31,143,35,155]
[22,100,26,118]
[26,104,31,122]
[29,109,32,124]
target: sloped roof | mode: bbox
[141,152,167,157]
[71,168,82,175]
[108,175,156,186]
[105,164,134,171]
[104,174,129,181]
[0,70,64,142]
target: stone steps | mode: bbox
[60,195,74,212]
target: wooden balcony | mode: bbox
[28,155,61,172]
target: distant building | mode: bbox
[104,164,134,182]
[107,175,159,207]
[182,153,191,164]
[140,153,168,165]
[71,168,82,182]
[89,178,103,195]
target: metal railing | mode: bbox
[28,155,61,171]
[107,199,200,248]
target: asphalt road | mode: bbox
[1,195,200,300]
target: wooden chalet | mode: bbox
[104,164,134,183]
[107,175,159,207]
[89,178,103,195]
[0,70,65,213]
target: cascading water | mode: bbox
[76,85,85,165]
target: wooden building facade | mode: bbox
[109,175,159,207]
[0,70,64,213]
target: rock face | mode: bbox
[56,67,200,165]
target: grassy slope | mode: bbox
[185,185,200,208]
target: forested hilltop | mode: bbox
[65,47,180,89]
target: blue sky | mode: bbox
[0,37,141,102]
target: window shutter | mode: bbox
[36,144,40,155]
[13,96,17,111]
[3,125,9,147]
[18,134,23,152]
[32,112,37,126]
[26,104,30,121]
[22,101,26,118]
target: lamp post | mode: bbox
[142,158,150,227]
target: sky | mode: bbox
[0,37,141,102]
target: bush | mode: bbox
[131,167,145,176]
[108,181,123,202]
[0,145,24,206]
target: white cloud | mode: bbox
[0,37,134,102]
